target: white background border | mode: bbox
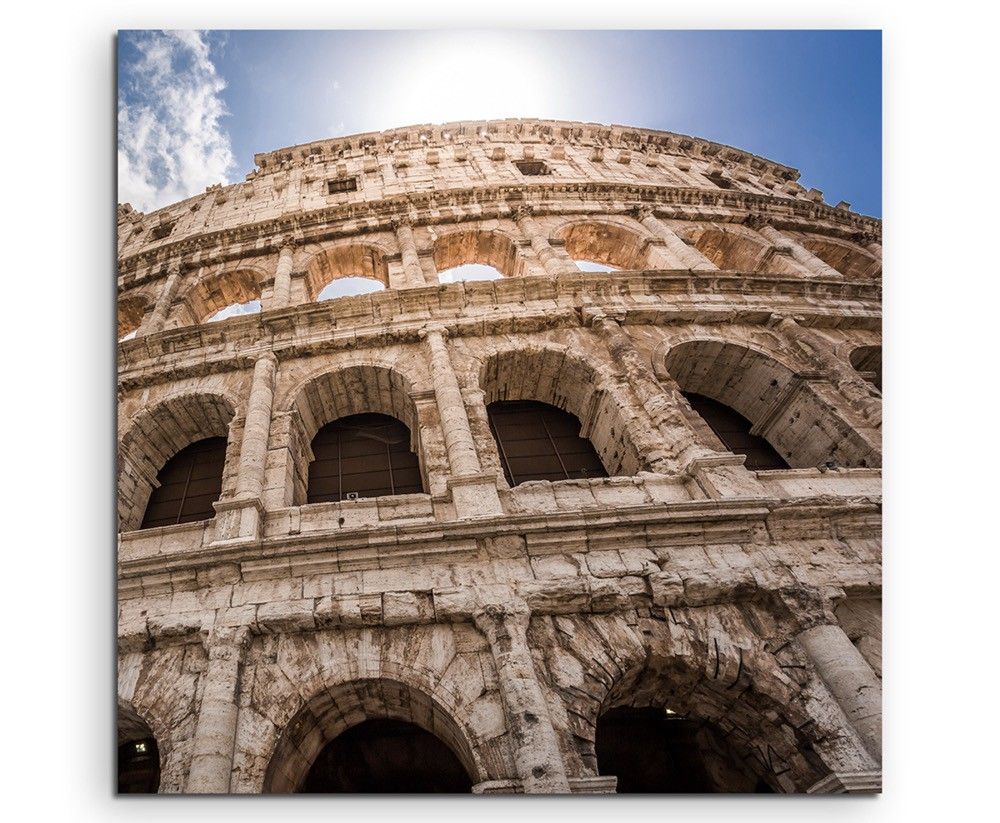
[3,3,995,820]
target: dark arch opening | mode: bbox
[307,413,423,503]
[487,400,608,486]
[850,345,882,392]
[299,719,473,793]
[682,392,789,470]
[140,436,227,528]
[117,736,160,793]
[596,707,773,794]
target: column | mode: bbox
[270,242,295,309]
[187,627,251,794]
[140,261,182,336]
[422,326,502,517]
[590,313,712,469]
[635,207,717,271]
[771,314,881,427]
[515,207,577,277]
[797,623,882,762]
[756,224,843,279]
[235,353,278,499]
[213,353,277,541]
[395,220,430,288]
[474,602,571,794]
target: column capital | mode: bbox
[472,598,531,637]
[632,204,656,221]
[165,258,183,276]
[419,323,450,342]
[200,624,252,658]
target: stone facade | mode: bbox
[116,118,882,794]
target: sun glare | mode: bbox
[364,32,565,128]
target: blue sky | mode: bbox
[118,30,881,216]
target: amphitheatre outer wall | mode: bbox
[117,118,882,794]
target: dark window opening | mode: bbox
[118,737,160,794]
[706,172,735,190]
[683,392,789,470]
[150,221,175,240]
[307,413,423,503]
[327,177,359,194]
[299,719,472,793]
[596,707,772,794]
[514,160,549,176]
[487,400,608,486]
[140,437,227,529]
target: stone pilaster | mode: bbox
[589,312,715,471]
[770,314,881,428]
[186,626,251,794]
[756,224,843,279]
[140,261,182,336]
[269,242,295,309]
[635,207,717,271]
[421,326,502,517]
[473,601,571,794]
[515,207,577,277]
[395,220,429,288]
[797,622,882,763]
[213,353,277,542]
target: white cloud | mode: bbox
[118,31,236,213]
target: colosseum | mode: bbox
[116,118,882,795]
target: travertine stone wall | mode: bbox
[117,118,882,794]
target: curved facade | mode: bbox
[117,118,882,794]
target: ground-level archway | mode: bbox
[263,678,481,793]
[117,702,160,794]
[298,718,473,793]
[596,706,772,793]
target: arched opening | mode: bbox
[117,295,147,341]
[681,392,789,470]
[316,276,386,302]
[185,269,263,325]
[206,298,261,322]
[479,348,644,479]
[305,243,390,301]
[555,221,650,270]
[684,226,802,275]
[796,235,880,280]
[432,230,523,280]
[664,339,876,469]
[285,365,425,506]
[596,706,773,793]
[850,345,882,392]
[438,263,503,283]
[307,413,423,502]
[575,260,618,273]
[118,393,236,532]
[263,678,480,793]
[117,703,160,794]
[139,436,227,528]
[487,400,608,485]
[299,719,473,793]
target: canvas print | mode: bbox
[116,29,882,794]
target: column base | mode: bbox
[448,474,504,519]
[211,497,265,543]
[471,776,618,794]
[807,770,882,794]
[686,454,766,498]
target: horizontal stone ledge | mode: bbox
[117,492,883,582]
